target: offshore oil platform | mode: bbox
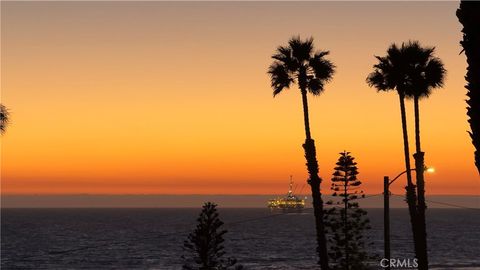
[267,176,306,210]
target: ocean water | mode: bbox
[1,208,479,269]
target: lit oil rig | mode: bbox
[267,176,306,210]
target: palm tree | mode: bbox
[366,42,421,268]
[0,104,10,135]
[457,1,480,174]
[404,41,446,270]
[268,36,335,270]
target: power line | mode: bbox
[357,193,383,200]
[425,199,479,210]
[390,193,479,210]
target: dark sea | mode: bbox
[1,208,479,269]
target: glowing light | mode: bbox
[426,167,435,173]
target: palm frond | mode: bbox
[310,51,335,82]
[0,104,10,135]
[402,42,446,99]
[425,57,446,88]
[289,36,314,64]
[272,46,297,71]
[366,69,389,92]
[308,77,325,95]
[268,62,294,96]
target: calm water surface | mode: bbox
[1,208,479,269]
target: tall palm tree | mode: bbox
[0,104,10,135]
[366,42,422,268]
[404,42,446,270]
[268,36,335,270]
[457,1,480,174]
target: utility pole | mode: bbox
[384,176,391,270]
[383,167,434,270]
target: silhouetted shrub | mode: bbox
[324,151,373,270]
[182,202,242,270]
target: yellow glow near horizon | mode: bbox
[1,1,478,195]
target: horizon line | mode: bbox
[1,193,478,196]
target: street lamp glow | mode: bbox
[383,166,435,264]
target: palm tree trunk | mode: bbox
[344,177,349,270]
[414,98,422,153]
[398,94,420,262]
[457,0,480,173]
[301,89,312,141]
[304,139,329,270]
[414,97,428,269]
[301,88,329,270]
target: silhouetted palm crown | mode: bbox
[366,43,407,93]
[367,41,445,97]
[403,42,445,99]
[268,37,335,96]
[0,104,9,135]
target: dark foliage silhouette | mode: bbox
[366,42,422,268]
[457,1,480,174]
[404,41,446,270]
[182,202,242,270]
[0,104,10,135]
[325,151,372,270]
[268,36,335,270]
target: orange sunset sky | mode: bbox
[1,1,478,195]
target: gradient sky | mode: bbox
[1,1,478,195]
